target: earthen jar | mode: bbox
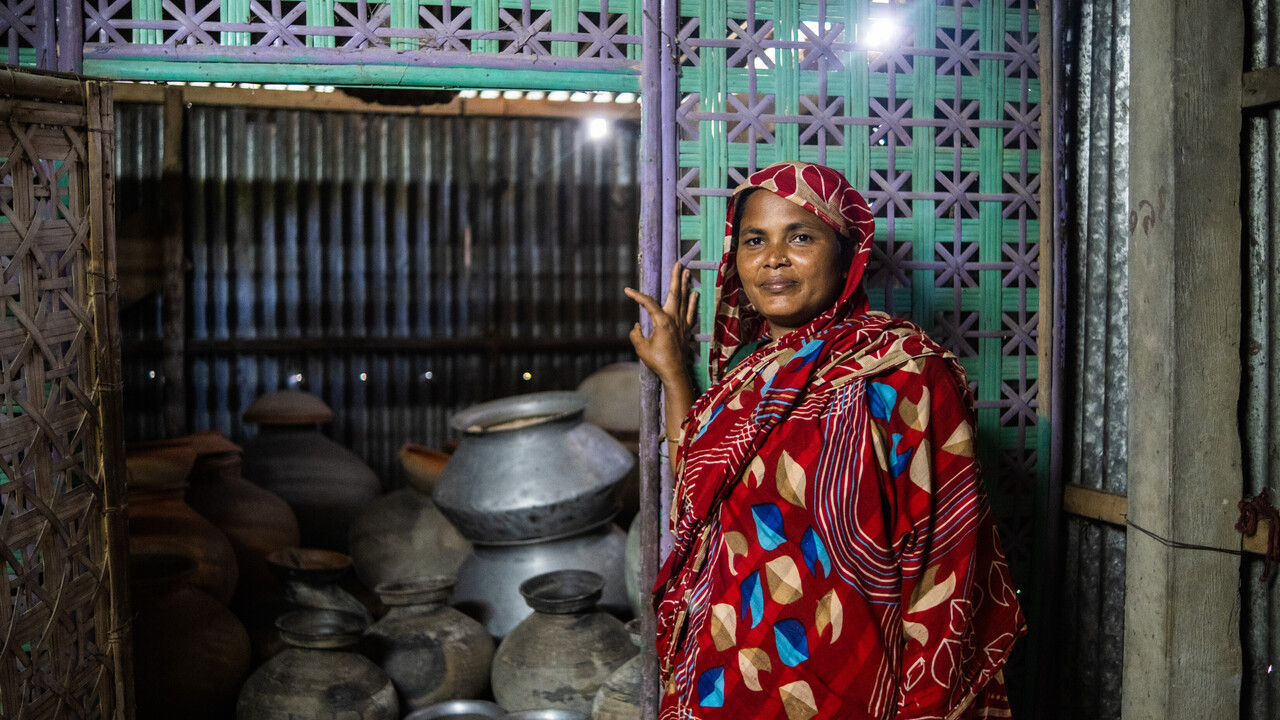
[266,546,373,625]
[491,571,638,715]
[126,439,239,605]
[590,619,644,720]
[362,576,495,710]
[399,443,451,495]
[237,610,399,720]
[131,554,252,720]
[184,430,300,611]
[240,390,381,552]
[348,487,472,589]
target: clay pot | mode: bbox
[127,440,239,605]
[433,391,634,544]
[237,610,399,720]
[491,571,638,715]
[131,554,252,720]
[362,576,495,710]
[453,523,631,638]
[504,712,590,720]
[184,431,300,610]
[241,390,381,552]
[400,443,451,495]
[348,488,472,589]
[266,547,372,625]
[591,619,644,720]
[575,362,641,438]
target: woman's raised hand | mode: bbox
[625,262,699,386]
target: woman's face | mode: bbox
[735,190,847,338]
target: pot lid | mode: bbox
[407,700,505,720]
[450,391,585,435]
[243,390,334,425]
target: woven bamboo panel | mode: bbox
[0,78,129,720]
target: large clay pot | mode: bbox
[591,619,643,720]
[348,488,472,589]
[127,441,239,605]
[237,610,399,720]
[266,547,373,625]
[453,523,630,638]
[362,576,495,710]
[407,700,505,720]
[131,554,252,720]
[240,390,382,552]
[433,391,634,544]
[577,364,641,525]
[400,443,451,496]
[184,431,301,611]
[491,571,637,715]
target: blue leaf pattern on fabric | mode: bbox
[697,666,725,707]
[889,433,913,477]
[791,338,825,367]
[695,404,724,440]
[741,571,764,627]
[868,382,897,421]
[752,503,787,550]
[773,619,810,667]
[801,527,831,577]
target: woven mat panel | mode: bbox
[0,99,117,718]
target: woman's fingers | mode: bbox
[685,289,699,327]
[624,286,665,320]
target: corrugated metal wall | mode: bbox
[1244,2,1280,716]
[1060,0,1129,717]
[115,102,641,486]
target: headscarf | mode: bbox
[654,161,962,676]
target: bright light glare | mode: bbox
[479,90,502,99]
[359,372,368,382]
[503,90,523,100]
[522,372,533,381]
[587,117,610,139]
[866,18,900,49]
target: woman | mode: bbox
[625,162,1025,720]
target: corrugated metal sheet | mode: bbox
[1243,2,1280,716]
[1061,0,1129,717]
[115,102,641,485]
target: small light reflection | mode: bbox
[359,372,368,382]
[522,372,533,381]
[587,117,610,139]
[423,371,434,380]
[148,370,156,379]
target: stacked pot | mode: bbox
[434,391,636,638]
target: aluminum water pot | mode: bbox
[433,391,635,544]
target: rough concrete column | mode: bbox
[1122,1,1244,718]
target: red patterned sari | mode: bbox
[654,162,1025,720]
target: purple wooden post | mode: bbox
[638,0,664,718]
[36,0,55,70]
[57,0,84,73]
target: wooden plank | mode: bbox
[1125,0,1245,715]
[1242,65,1280,109]
[110,82,643,120]
[161,86,186,436]
[1064,484,1273,557]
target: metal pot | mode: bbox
[433,392,634,544]
[452,523,630,639]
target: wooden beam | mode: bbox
[1124,1,1244,716]
[1063,485,1272,556]
[1242,65,1280,109]
[161,87,186,436]
[111,81,642,120]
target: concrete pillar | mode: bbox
[1123,1,1244,718]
